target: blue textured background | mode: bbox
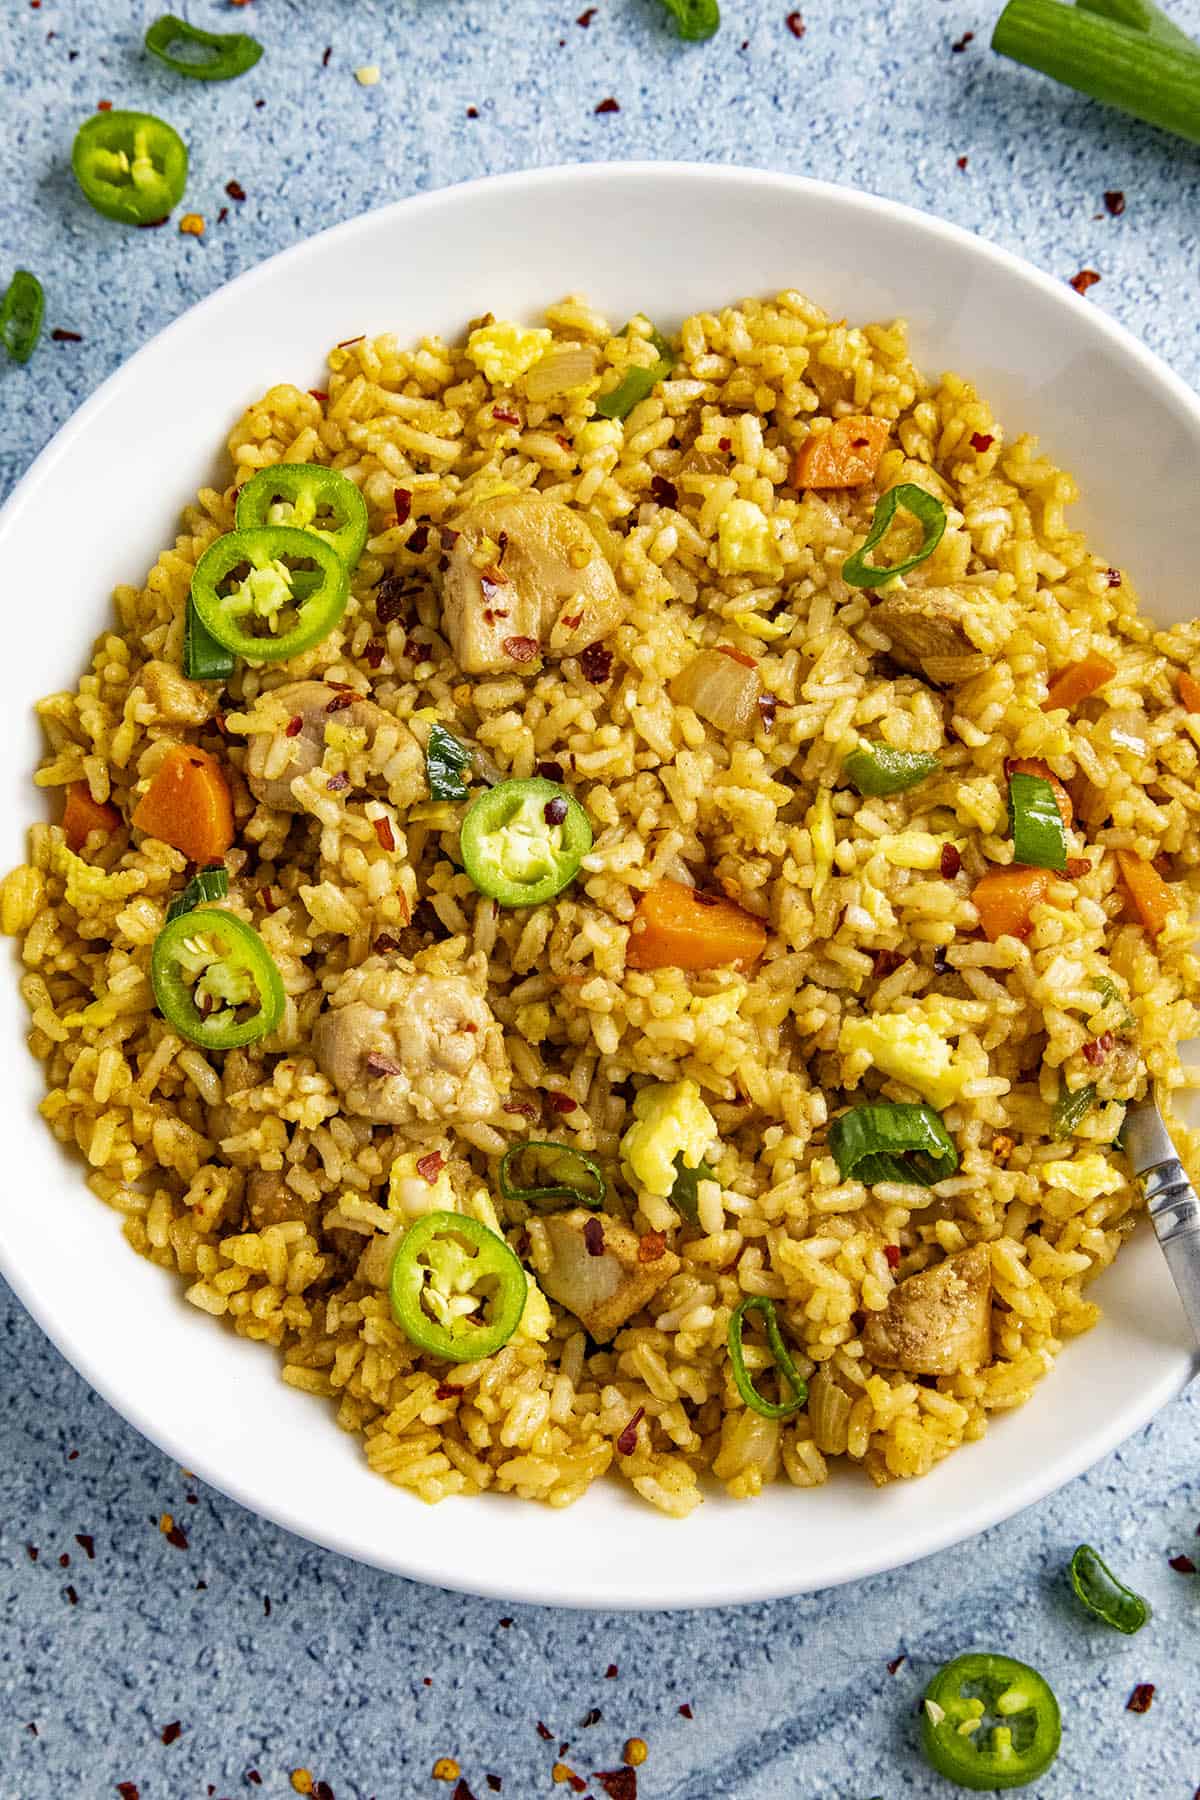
[2,2,1199,1795]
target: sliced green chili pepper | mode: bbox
[165,863,230,924]
[658,0,721,39]
[842,483,947,589]
[389,1209,527,1362]
[670,1152,716,1223]
[72,111,188,226]
[728,1295,808,1419]
[1052,1080,1096,1140]
[830,1102,959,1187]
[235,464,369,570]
[425,722,473,803]
[498,1140,605,1210]
[920,1652,1061,1790]
[1069,1544,1151,1634]
[843,740,941,797]
[1,269,45,365]
[151,906,284,1049]
[459,777,592,907]
[183,595,236,682]
[595,325,675,421]
[190,526,349,664]
[1008,772,1067,872]
[145,14,264,81]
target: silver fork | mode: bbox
[1123,1095,1200,1344]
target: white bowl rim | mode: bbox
[1,160,1197,1610]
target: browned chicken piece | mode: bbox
[311,955,509,1126]
[873,586,1013,686]
[528,1209,681,1343]
[245,1168,312,1231]
[241,679,423,813]
[139,659,218,727]
[438,490,624,675]
[862,1243,992,1375]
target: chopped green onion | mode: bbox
[657,0,721,39]
[497,1140,605,1210]
[1093,972,1135,1030]
[595,326,675,422]
[1052,1080,1097,1139]
[992,0,1200,150]
[669,1152,715,1223]
[183,594,235,682]
[145,14,264,80]
[1070,1544,1151,1633]
[425,722,473,803]
[727,1295,808,1419]
[1,269,45,365]
[1077,0,1196,48]
[830,1102,959,1187]
[841,483,947,589]
[1009,771,1068,872]
[165,863,230,923]
[843,741,941,797]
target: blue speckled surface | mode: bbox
[2,2,1199,1795]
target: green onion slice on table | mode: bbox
[459,777,592,907]
[425,723,473,803]
[498,1141,606,1211]
[151,907,284,1050]
[595,326,675,422]
[1052,1080,1096,1140]
[183,596,236,682]
[1069,1544,1151,1634]
[145,14,264,81]
[831,1102,959,1187]
[1,269,45,365]
[657,0,721,40]
[841,483,947,588]
[235,464,369,570]
[190,526,349,664]
[727,1295,808,1419]
[389,1210,527,1362]
[1008,771,1068,872]
[72,111,188,226]
[843,741,941,797]
[165,862,230,924]
[920,1652,1061,1789]
[669,1152,716,1223]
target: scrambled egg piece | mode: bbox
[577,419,624,456]
[388,1149,456,1219]
[716,499,783,577]
[50,840,143,913]
[323,721,368,755]
[881,831,964,871]
[839,1000,968,1110]
[808,790,836,900]
[466,320,553,387]
[733,610,793,641]
[1041,1153,1123,1199]
[620,1078,718,1198]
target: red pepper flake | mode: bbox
[940,842,962,879]
[637,1231,667,1264]
[605,1664,618,1679]
[536,1722,554,1741]
[503,1099,538,1118]
[547,1092,578,1114]
[678,1704,694,1720]
[1082,1031,1114,1066]
[969,432,994,453]
[785,11,805,36]
[308,388,329,404]
[51,328,83,343]
[498,1617,513,1628]
[502,635,539,664]
[161,1722,182,1746]
[466,105,479,118]
[375,575,409,626]
[408,523,431,554]
[74,1534,95,1560]
[956,155,968,171]
[583,1218,605,1258]
[59,1553,70,1568]
[285,714,304,738]
[365,1052,403,1078]
[717,436,732,452]
[218,207,230,225]
[713,644,755,673]
[434,1382,459,1400]
[373,815,396,852]
[117,1787,140,1800]
[593,1773,637,1800]
[1169,1553,1197,1573]
[65,1584,79,1603]
[26,1544,38,1561]
[873,949,905,978]
[1070,269,1101,295]
[225,179,247,202]
[544,796,569,827]
[68,1449,79,1461]
[951,28,974,49]
[884,1245,901,1269]
[1104,190,1126,216]
[326,772,350,792]
[325,692,353,713]
[1106,567,1122,588]
[452,1783,479,1800]
[313,1784,335,1800]
[248,1777,263,1789]
[416,1151,446,1184]
[97,99,113,111]
[581,1708,603,1729]
[486,1780,502,1794]
[1126,1683,1155,1713]
[650,474,679,508]
[321,44,332,65]
[577,5,597,20]
[1066,856,1091,879]
[27,1723,38,1736]
[560,612,583,630]
[595,96,620,114]
[579,642,613,684]
[337,334,365,349]
[757,693,777,732]
[492,405,520,425]
[165,1521,189,1550]
[887,1653,907,1675]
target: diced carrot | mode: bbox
[971,866,1054,942]
[1042,652,1117,713]
[791,415,890,490]
[626,879,767,971]
[1177,671,1200,714]
[1006,757,1074,832]
[62,781,120,853]
[132,744,234,864]
[1115,849,1179,937]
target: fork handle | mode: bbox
[1138,1156,1200,1346]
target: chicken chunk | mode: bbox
[529,1208,680,1343]
[873,585,1013,685]
[139,659,217,727]
[862,1243,992,1375]
[311,955,508,1125]
[438,490,624,675]
[241,679,423,813]
[245,1168,313,1231]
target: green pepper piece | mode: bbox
[151,906,284,1049]
[1008,771,1068,872]
[843,740,941,796]
[165,862,230,924]
[72,111,188,226]
[657,0,721,38]
[190,526,349,664]
[595,325,675,421]
[459,777,592,907]
[920,1651,1061,1789]
[842,482,947,589]
[425,722,473,803]
[183,595,236,682]
[498,1140,606,1211]
[1052,1080,1097,1140]
[727,1295,808,1419]
[669,1152,715,1223]
[1069,1544,1151,1634]
[830,1102,959,1187]
[145,13,264,81]
[389,1210,527,1362]
[1,269,45,365]
[235,464,369,570]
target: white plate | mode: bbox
[1,163,1196,1610]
